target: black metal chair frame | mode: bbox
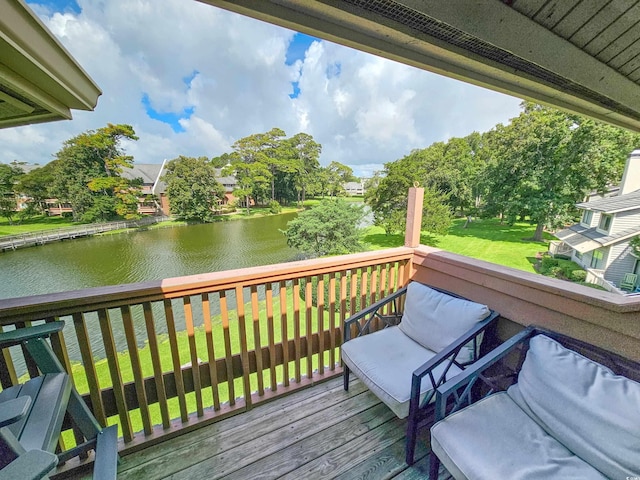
[429,325,640,480]
[342,284,499,465]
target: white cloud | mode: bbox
[1,0,522,178]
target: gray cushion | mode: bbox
[431,392,608,480]
[508,335,640,479]
[398,282,490,354]
[341,326,461,418]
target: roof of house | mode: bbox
[576,189,640,214]
[555,223,640,254]
[121,164,164,185]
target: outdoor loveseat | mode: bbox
[430,327,640,480]
[341,281,499,464]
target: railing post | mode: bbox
[404,185,424,248]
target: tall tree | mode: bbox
[482,103,639,241]
[163,156,225,222]
[16,162,56,213]
[288,132,321,205]
[51,124,139,222]
[283,198,365,257]
[0,162,25,223]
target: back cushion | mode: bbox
[508,335,640,479]
[398,282,490,353]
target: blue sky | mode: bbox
[8,0,522,177]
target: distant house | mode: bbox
[552,150,640,293]
[343,181,365,196]
[121,161,167,215]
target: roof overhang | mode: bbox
[0,0,101,128]
[199,0,640,132]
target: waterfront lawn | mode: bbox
[0,215,76,235]
[363,217,553,273]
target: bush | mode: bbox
[269,200,282,214]
[570,269,587,282]
[548,266,562,277]
[540,255,558,272]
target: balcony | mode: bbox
[1,195,639,479]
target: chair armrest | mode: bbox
[433,326,535,423]
[343,286,407,341]
[0,322,65,349]
[0,449,58,480]
[0,397,31,428]
[409,310,500,411]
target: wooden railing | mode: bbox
[0,247,413,457]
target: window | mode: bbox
[581,210,593,226]
[590,249,604,269]
[598,214,612,232]
[575,251,583,260]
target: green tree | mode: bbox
[283,198,365,257]
[482,103,639,241]
[50,124,139,222]
[0,162,25,223]
[288,132,321,205]
[16,162,56,214]
[163,156,225,222]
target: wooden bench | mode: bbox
[0,322,118,480]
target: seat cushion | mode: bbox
[508,335,640,479]
[398,282,490,354]
[431,392,608,480]
[342,326,461,418]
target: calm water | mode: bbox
[0,213,299,300]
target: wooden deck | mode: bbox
[110,377,451,480]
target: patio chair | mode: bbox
[0,322,118,480]
[620,272,638,292]
[429,327,640,480]
[341,281,499,465]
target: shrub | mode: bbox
[269,200,282,214]
[570,269,587,282]
[548,266,562,278]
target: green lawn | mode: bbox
[0,215,76,236]
[363,217,554,273]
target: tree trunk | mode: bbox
[245,195,250,215]
[533,222,544,242]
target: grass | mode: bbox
[0,215,76,236]
[363,217,554,273]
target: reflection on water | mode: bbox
[0,213,299,299]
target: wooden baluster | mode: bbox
[266,283,277,392]
[202,293,221,411]
[0,325,18,388]
[328,273,336,371]
[250,285,264,397]
[219,291,235,406]
[379,263,388,316]
[388,262,397,315]
[370,265,378,331]
[46,317,73,381]
[121,305,152,435]
[339,272,348,360]
[279,281,290,387]
[164,299,188,423]
[305,276,313,379]
[72,312,107,426]
[292,278,302,383]
[360,268,368,331]
[235,286,252,409]
[143,302,170,429]
[98,308,133,442]
[184,296,203,417]
[350,269,358,316]
[317,275,325,375]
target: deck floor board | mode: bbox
[111,377,452,480]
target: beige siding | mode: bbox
[610,210,640,236]
[604,242,637,287]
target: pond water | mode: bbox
[0,213,299,300]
